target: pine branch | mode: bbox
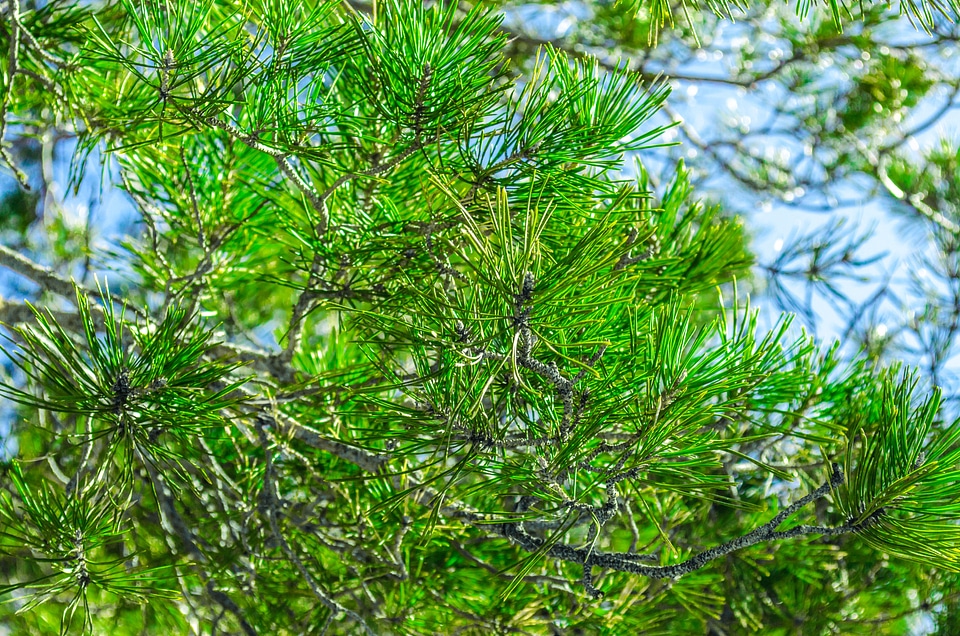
[265,411,387,473]
[0,244,75,299]
[0,296,55,326]
[1,0,29,189]
[0,244,144,319]
[194,113,330,234]
[256,419,376,636]
[512,272,578,439]
[143,457,258,636]
[492,464,860,597]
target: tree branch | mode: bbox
[493,463,859,597]
[255,419,376,636]
[0,244,148,319]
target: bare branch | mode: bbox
[0,244,145,319]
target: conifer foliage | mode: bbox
[1,0,960,633]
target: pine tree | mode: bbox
[496,0,960,394]
[1,0,960,633]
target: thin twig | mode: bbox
[1,0,30,189]
[256,419,376,636]
[179,144,206,250]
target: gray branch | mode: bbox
[494,463,863,597]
